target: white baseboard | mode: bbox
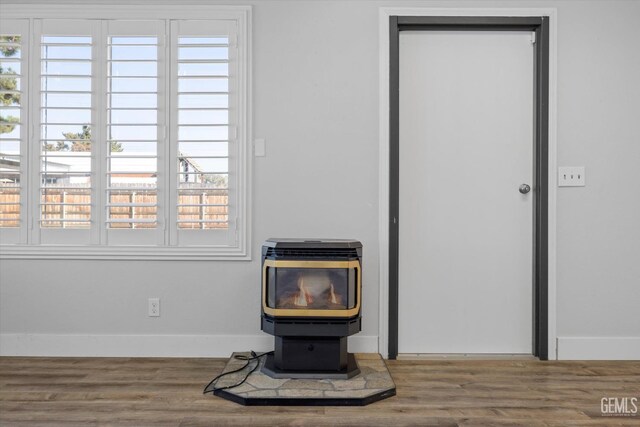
[0,333,379,358]
[557,337,640,360]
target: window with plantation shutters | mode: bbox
[0,6,251,259]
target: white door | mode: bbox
[398,31,535,354]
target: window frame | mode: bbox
[0,4,252,260]
[0,19,29,246]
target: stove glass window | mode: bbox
[266,267,357,310]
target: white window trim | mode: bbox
[0,4,252,260]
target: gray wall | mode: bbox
[1,0,639,359]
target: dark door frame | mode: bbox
[388,16,550,360]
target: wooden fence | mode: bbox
[0,187,19,228]
[0,185,228,229]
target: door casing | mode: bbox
[387,16,550,360]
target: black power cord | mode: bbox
[203,350,274,394]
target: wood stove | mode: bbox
[261,238,362,379]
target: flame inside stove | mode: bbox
[294,277,313,307]
[329,283,338,304]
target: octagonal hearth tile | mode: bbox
[212,352,396,406]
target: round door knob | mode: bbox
[519,184,531,194]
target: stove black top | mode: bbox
[263,238,362,249]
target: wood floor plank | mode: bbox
[1,356,638,426]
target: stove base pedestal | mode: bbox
[262,352,360,379]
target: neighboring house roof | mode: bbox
[0,155,20,173]
[0,152,204,175]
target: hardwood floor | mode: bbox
[1,356,639,426]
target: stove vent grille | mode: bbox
[265,247,359,260]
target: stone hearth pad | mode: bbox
[212,352,396,406]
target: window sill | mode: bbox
[0,244,251,261]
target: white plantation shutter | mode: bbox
[35,20,97,245]
[104,20,164,246]
[171,20,238,247]
[0,7,250,259]
[0,19,28,244]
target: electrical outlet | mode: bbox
[558,166,585,187]
[148,298,160,317]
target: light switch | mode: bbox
[254,138,266,157]
[558,166,585,187]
